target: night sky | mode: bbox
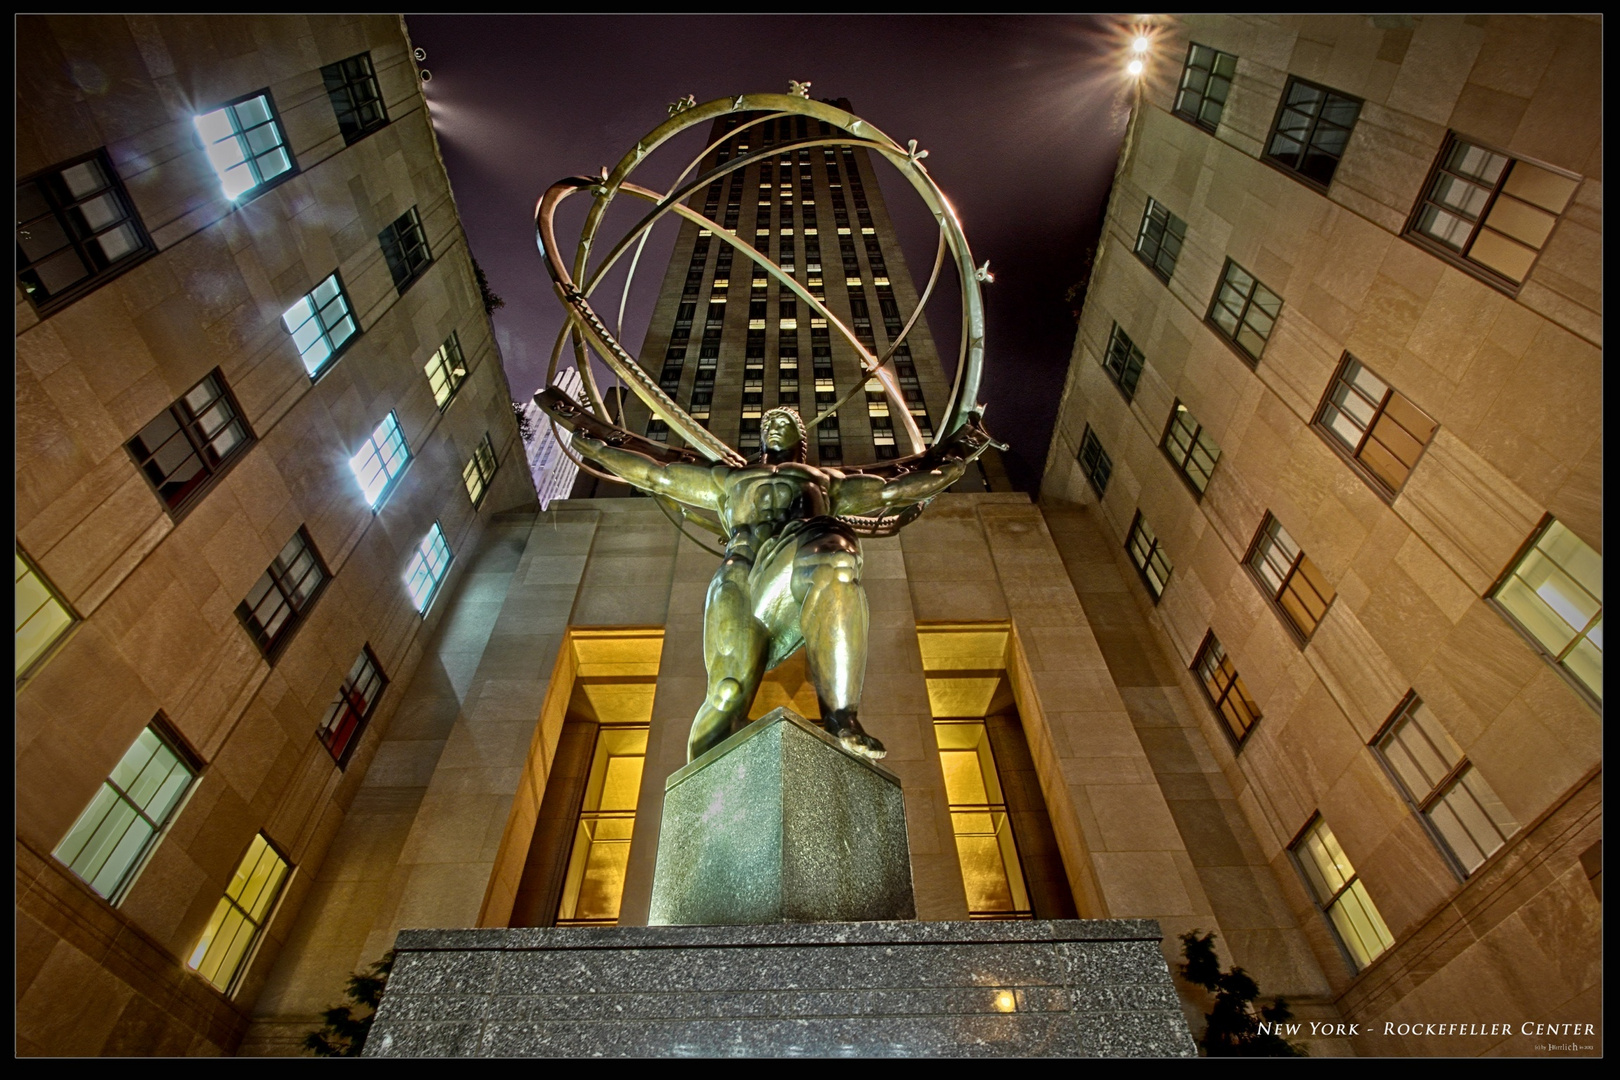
[406,15,1135,490]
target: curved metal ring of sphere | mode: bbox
[533,92,988,469]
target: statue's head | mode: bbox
[759,407,808,464]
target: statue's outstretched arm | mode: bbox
[829,415,995,517]
[574,434,726,510]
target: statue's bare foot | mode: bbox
[824,709,887,760]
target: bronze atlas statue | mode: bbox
[531,87,998,764]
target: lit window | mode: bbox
[1374,695,1517,877]
[1491,518,1601,703]
[1291,816,1394,971]
[424,331,468,409]
[1247,514,1336,643]
[379,206,432,294]
[1126,511,1173,601]
[237,527,328,660]
[557,724,648,926]
[1174,43,1237,131]
[1207,259,1281,364]
[282,273,357,377]
[321,52,387,144]
[779,318,798,331]
[936,720,1031,919]
[16,148,154,311]
[349,412,410,509]
[1134,197,1187,282]
[846,276,863,287]
[193,91,294,201]
[1162,401,1221,495]
[317,647,387,767]
[1101,323,1146,401]
[1406,134,1580,290]
[53,721,198,903]
[462,434,499,507]
[1077,425,1111,498]
[15,548,75,679]
[405,522,453,614]
[188,833,290,993]
[1314,354,1436,497]
[1264,77,1362,189]
[127,370,253,514]
[1194,631,1260,746]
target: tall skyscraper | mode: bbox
[519,366,585,508]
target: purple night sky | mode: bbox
[405,15,1135,490]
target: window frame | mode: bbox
[1172,42,1238,133]
[425,331,468,410]
[193,88,298,203]
[1077,424,1112,499]
[1206,258,1282,366]
[126,369,256,519]
[16,545,79,683]
[1486,515,1603,711]
[16,147,157,315]
[1402,131,1581,296]
[405,521,454,615]
[1100,322,1147,403]
[349,411,411,511]
[1261,76,1363,192]
[1244,513,1337,646]
[1192,630,1261,750]
[236,526,330,662]
[462,433,499,508]
[1160,400,1221,499]
[1125,510,1173,603]
[1134,197,1187,284]
[282,270,359,379]
[1287,813,1395,974]
[187,831,291,995]
[379,206,433,295]
[1310,353,1437,501]
[321,51,388,146]
[317,645,388,768]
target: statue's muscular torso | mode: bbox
[718,463,832,548]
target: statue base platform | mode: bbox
[366,921,1197,1057]
[648,706,915,925]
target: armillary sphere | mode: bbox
[532,86,995,540]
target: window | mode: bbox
[1126,512,1173,601]
[555,724,649,926]
[1405,134,1580,290]
[1264,77,1362,188]
[317,647,387,767]
[1162,401,1221,496]
[1194,632,1260,747]
[1077,425,1112,498]
[16,149,154,311]
[424,332,468,409]
[405,522,453,614]
[53,721,199,903]
[1134,197,1186,282]
[1313,354,1436,497]
[1374,695,1518,877]
[1490,518,1602,704]
[188,833,290,993]
[127,370,253,515]
[1246,514,1336,643]
[193,91,294,201]
[350,412,410,510]
[237,527,328,660]
[282,273,357,377]
[1174,43,1237,131]
[1207,258,1281,364]
[936,720,1031,919]
[462,434,498,507]
[379,206,431,293]
[1291,816,1394,972]
[1101,323,1146,401]
[16,548,76,679]
[321,52,387,144]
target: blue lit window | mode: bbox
[193,91,294,201]
[282,273,357,376]
[350,413,410,509]
[405,522,452,614]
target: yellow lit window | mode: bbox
[16,548,75,679]
[873,277,890,287]
[837,226,851,235]
[1492,518,1602,702]
[556,725,648,926]
[779,318,798,331]
[710,278,728,290]
[752,278,767,290]
[1291,817,1393,971]
[936,721,1031,919]
[749,318,766,330]
[804,227,818,236]
[846,276,863,287]
[188,832,289,992]
[861,227,875,235]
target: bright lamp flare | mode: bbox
[1132,35,1150,53]
[1128,59,1145,76]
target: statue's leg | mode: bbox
[794,529,885,759]
[689,554,768,761]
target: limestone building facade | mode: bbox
[1041,13,1600,1055]
[16,14,535,1055]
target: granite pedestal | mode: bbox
[648,707,914,925]
[366,920,1196,1057]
